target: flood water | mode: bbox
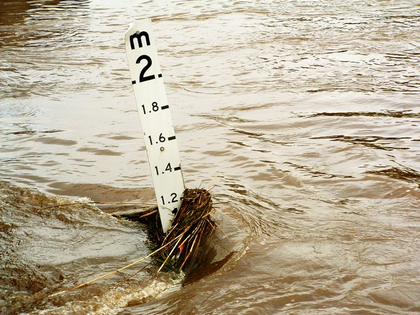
[1,0,420,314]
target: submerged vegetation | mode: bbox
[119,188,217,274]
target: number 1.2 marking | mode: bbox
[160,192,178,205]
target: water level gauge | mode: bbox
[125,19,185,233]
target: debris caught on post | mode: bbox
[120,188,217,274]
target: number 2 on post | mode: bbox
[136,55,155,82]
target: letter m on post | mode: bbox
[130,31,151,50]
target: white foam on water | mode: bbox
[36,274,184,315]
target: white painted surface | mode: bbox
[125,20,185,233]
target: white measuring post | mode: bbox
[125,20,185,233]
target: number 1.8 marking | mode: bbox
[141,101,169,115]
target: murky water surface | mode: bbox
[1,0,420,314]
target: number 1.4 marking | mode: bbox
[154,163,181,176]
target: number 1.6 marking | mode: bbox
[148,133,176,145]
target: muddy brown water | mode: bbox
[1,0,420,314]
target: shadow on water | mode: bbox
[0,0,92,100]
[0,0,90,41]
[306,110,420,119]
[0,0,89,28]
[367,165,420,188]
[0,0,32,26]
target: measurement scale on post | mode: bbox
[125,20,185,233]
